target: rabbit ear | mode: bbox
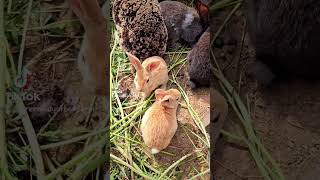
[146,60,161,72]
[160,96,170,103]
[195,0,209,25]
[160,96,175,108]
[127,52,143,70]
[68,0,103,24]
[155,89,166,101]
[69,0,84,18]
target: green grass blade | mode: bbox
[45,134,108,180]
[110,154,154,180]
[0,0,12,178]
[40,128,107,150]
[17,0,33,74]
[14,93,45,178]
[158,153,193,179]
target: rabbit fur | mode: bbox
[159,1,204,49]
[127,53,169,99]
[69,0,109,95]
[246,0,320,85]
[187,29,211,88]
[195,0,211,27]
[140,89,181,154]
[112,0,168,60]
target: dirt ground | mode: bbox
[211,6,320,180]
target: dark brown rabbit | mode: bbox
[112,0,168,61]
[187,29,211,88]
[69,0,109,95]
[246,0,320,85]
[159,1,205,49]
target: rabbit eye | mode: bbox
[165,99,170,102]
[176,97,180,101]
[146,79,149,83]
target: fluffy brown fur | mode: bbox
[246,0,320,85]
[187,29,211,88]
[112,0,168,60]
[159,1,204,48]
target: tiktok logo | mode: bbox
[14,66,32,91]
[8,66,40,102]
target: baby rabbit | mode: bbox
[127,53,169,100]
[112,0,168,60]
[140,89,181,154]
[69,0,109,95]
[187,29,211,88]
[246,0,320,85]
[159,1,204,49]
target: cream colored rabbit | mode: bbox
[141,89,181,154]
[68,0,109,95]
[127,53,169,100]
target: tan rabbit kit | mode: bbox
[69,0,109,95]
[127,53,169,100]
[140,89,181,154]
[112,0,168,60]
